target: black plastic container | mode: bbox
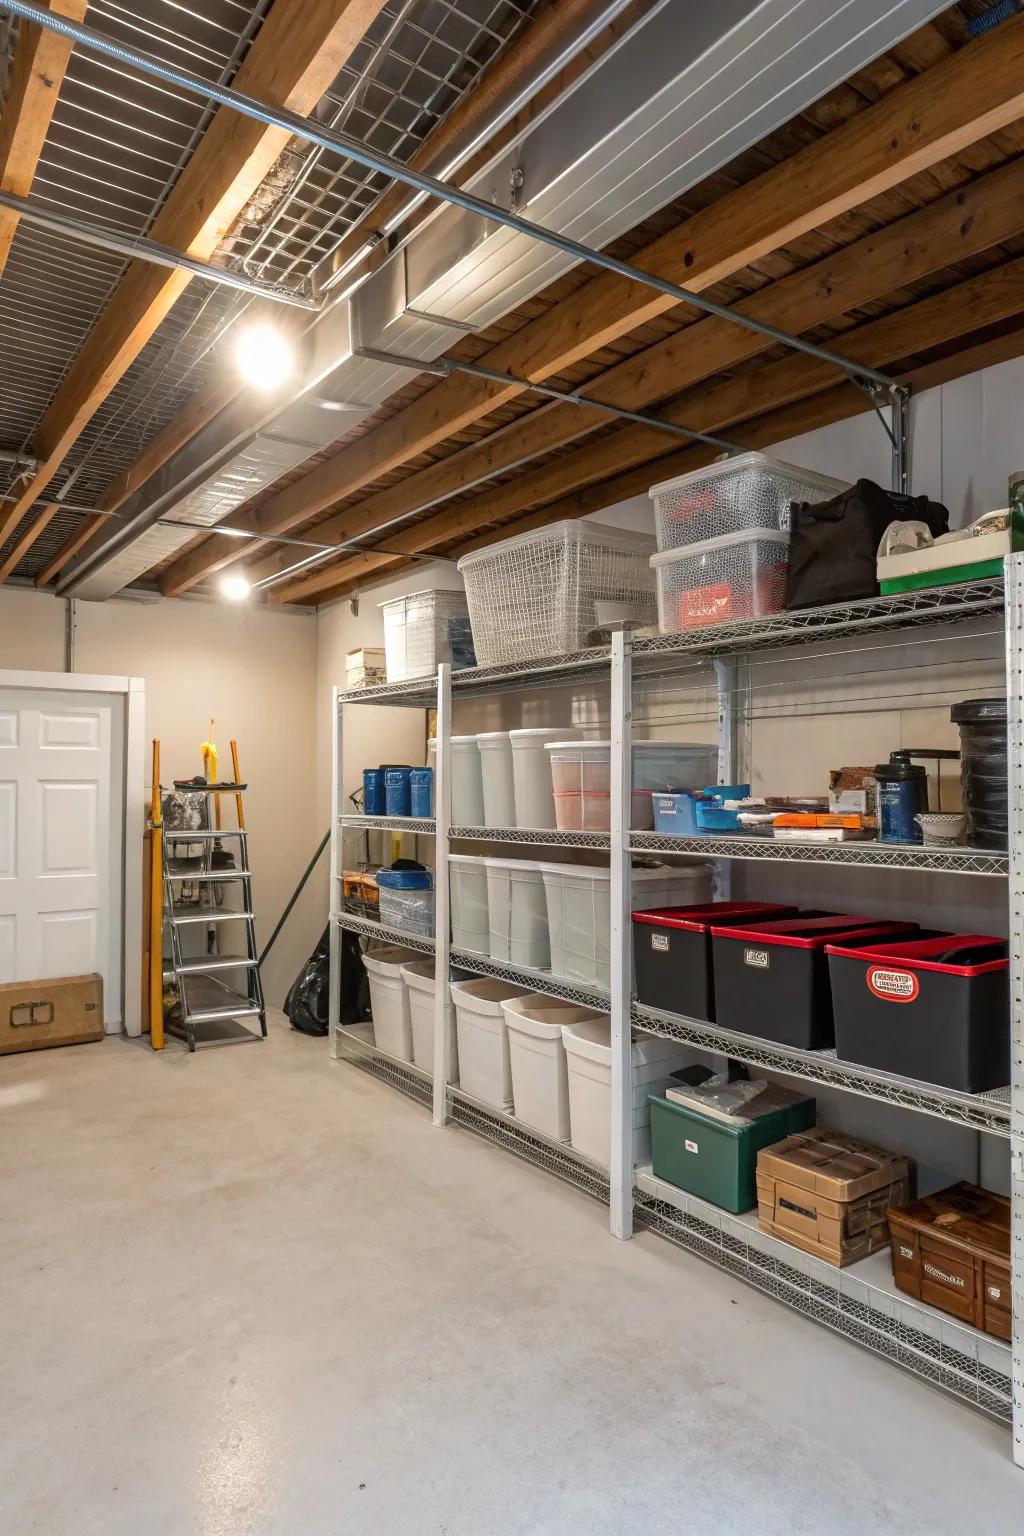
[632,902,798,1020]
[710,915,921,1050]
[827,934,1010,1092]
[951,697,1007,849]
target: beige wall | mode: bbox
[1,585,320,1008]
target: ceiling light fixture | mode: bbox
[219,572,251,602]
[234,322,294,390]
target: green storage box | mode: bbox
[648,1090,816,1214]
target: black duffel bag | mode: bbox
[785,479,949,610]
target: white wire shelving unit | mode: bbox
[329,567,1022,1456]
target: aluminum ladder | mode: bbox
[161,780,267,1050]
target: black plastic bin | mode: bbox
[827,934,1010,1092]
[632,902,798,1020]
[710,915,921,1051]
[951,697,1007,849]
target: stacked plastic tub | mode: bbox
[546,739,718,830]
[648,454,848,632]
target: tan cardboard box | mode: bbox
[0,974,104,1055]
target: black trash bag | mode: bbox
[284,928,371,1036]
[785,479,949,610]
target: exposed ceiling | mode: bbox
[2,0,1023,607]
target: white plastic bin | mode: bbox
[379,588,470,682]
[502,995,605,1141]
[477,731,516,827]
[361,945,425,1061]
[510,726,581,829]
[649,453,848,550]
[485,857,550,969]
[652,530,791,633]
[449,853,490,953]
[540,861,712,986]
[546,741,720,831]
[401,960,459,1079]
[450,977,532,1109]
[457,519,656,665]
[561,1019,703,1167]
[451,735,485,825]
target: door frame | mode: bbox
[0,669,146,1036]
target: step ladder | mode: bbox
[161,780,267,1051]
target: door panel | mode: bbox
[39,910,98,974]
[40,781,99,873]
[0,713,17,748]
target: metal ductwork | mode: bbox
[60,0,951,599]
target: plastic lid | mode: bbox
[451,735,482,745]
[875,757,927,782]
[484,856,545,874]
[376,867,432,889]
[449,852,486,866]
[648,453,849,500]
[650,528,790,566]
[713,915,916,949]
[476,731,512,746]
[509,727,580,741]
[546,739,611,752]
[951,697,1007,723]
[826,933,1008,975]
[632,901,794,931]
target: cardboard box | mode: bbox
[0,974,104,1055]
[756,1127,911,1267]
[828,767,877,819]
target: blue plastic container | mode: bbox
[363,768,386,815]
[384,767,413,816]
[376,867,433,891]
[695,802,743,833]
[410,767,434,817]
[652,791,703,836]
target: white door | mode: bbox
[0,688,124,1028]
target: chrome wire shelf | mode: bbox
[337,908,435,953]
[340,814,436,834]
[629,831,1008,875]
[633,1172,1012,1424]
[631,1002,1012,1136]
[451,825,612,850]
[334,1022,434,1108]
[337,647,613,707]
[447,1086,610,1204]
[450,948,611,1009]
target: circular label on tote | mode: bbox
[867,966,919,1003]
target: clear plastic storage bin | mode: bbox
[379,589,470,683]
[546,740,719,831]
[458,519,656,665]
[540,861,713,986]
[652,529,791,632]
[649,453,848,550]
[377,870,434,938]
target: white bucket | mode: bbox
[451,735,485,825]
[485,857,550,969]
[540,861,713,986]
[561,1018,702,1167]
[401,961,457,1079]
[450,977,532,1109]
[449,853,490,953]
[502,995,605,1141]
[477,731,517,827]
[361,945,424,1061]
[510,726,582,829]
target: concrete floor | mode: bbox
[1,1017,1020,1536]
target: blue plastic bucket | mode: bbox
[384,767,412,816]
[363,768,386,815]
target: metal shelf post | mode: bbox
[610,629,633,1239]
[329,685,343,1060]
[433,663,453,1127]
[1004,553,1024,1468]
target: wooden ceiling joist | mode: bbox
[0,0,86,281]
[260,153,1024,600]
[0,0,390,565]
[283,256,1024,601]
[157,14,1024,597]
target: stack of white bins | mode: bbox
[361,945,427,1061]
[539,862,712,986]
[485,858,549,968]
[561,1019,702,1167]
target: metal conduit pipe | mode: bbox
[5,0,902,394]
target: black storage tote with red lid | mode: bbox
[632,902,797,1020]
[827,934,1010,1092]
[710,915,921,1050]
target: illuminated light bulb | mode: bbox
[234,322,293,390]
[219,572,251,602]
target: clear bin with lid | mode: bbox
[546,739,719,831]
[652,529,791,633]
[649,453,847,551]
[380,588,470,683]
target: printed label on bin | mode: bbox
[743,947,770,970]
[651,933,670,953]
[988,1284,1004,1301]
[684,1139,698,1155]
[898,1245,914,1261]
[867,966,919,1003]
[923,1260,965,1291]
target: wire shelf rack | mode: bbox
[451,825,613,850]
[449,948,611,1009]
[633,1172,1012,1424]
[447,1086,610,1203]
[334,1021,435,1107]
[631,1002,1012,1136]
[628,831,1009,875]
[337,908,436,953]
[340,814,436,834]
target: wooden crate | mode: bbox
[887,1182,1011,1340]
[756,1127,911,1267]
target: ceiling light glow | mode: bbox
[234,323,294,390]
[219,573,251,602]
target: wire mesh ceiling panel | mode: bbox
[0,0,540,580]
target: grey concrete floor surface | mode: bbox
[1,1015,1019,1536]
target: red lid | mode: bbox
[632,901,795,933]
[826,933,1008,976]
[711,915,918,950]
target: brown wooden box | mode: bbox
[756,1127,911,1268]
[0,974,104,1055]
[887,1182,1011,1341]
